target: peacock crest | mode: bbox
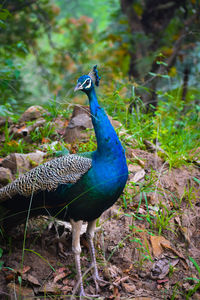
[88,65,100,86]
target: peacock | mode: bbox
[0,66,128,297]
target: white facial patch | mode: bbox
[80,78,92,89]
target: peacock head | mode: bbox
[74,65,100,93]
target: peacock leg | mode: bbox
[70,219,85,297]
[86,219,109,292]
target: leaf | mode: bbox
[189,256,200,276]
[0,9,11,21]
[27,274,41,286]
[160,74,170,79]
[185,277,200,282]
[193,177,200,184]
[149,72,157,77]
[53,272,67,283]
[18,276,22,285]
[156,61,168,66]
[122,282,136,293]
[21,265,31,274]
[150,235,171,257]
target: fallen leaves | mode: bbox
[3,265,74,297]
[150,235,171,258]
[53,267,70,283]
[151,257,179,280]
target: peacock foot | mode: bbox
[70,285,99,300]
[90,270,110,294]
[79,289,99,300]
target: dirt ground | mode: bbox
[0,108,200,299]
[0,155,200,300]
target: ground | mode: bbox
[0,106,200,299]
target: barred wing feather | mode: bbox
[0,154,92,201]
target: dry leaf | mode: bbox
[160,242,188,269]
[122,282,136,293]
[157,278,169,284]
[42,137,51,144]
[62,278,69,285]
[7,283,34,298]
[113,276,129,285]
[113,285,120,299]
[123,264,133,274]
[151,258,179,280]
[27,274,40,286]
[53,272,67,283]
[5,273,15,282]
[61,285,73,292]
[21,265,31,274]
[40,282,62,293]
[54,267,67,274]
[130,151,145,167]
[150,235,171,258]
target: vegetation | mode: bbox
[0,0,200,299]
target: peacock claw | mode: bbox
[79,290,99,299]
[90,272,110,293]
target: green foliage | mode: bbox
[153,204,176,235]
[185,257,200,299]
[102,79,200,167]
[77,131,97,153]
[0,121,29,156]
[129,226,153,266]
[30,122,56,143]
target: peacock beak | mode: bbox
[74,82,82,92]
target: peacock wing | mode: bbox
[0,154,92,202]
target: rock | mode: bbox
[1,151,46,175]
[53,117,68,135]
[12,118,46,138]
[131,169,145,183]
[0,167,13,186]
[63,106,127,144]
[19,105,47,122]
[63,105,92,143]
[128,164,142,173]
[108,116,122,129]
[67,105,92,129]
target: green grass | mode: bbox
[0,121,30,156]
[30,122,56,143]
[102,83,200,168]
[185,257,200,299]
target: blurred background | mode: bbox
[0,0,199,110]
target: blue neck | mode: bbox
[87,88,124,157]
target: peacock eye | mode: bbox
[86,80,90,84]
